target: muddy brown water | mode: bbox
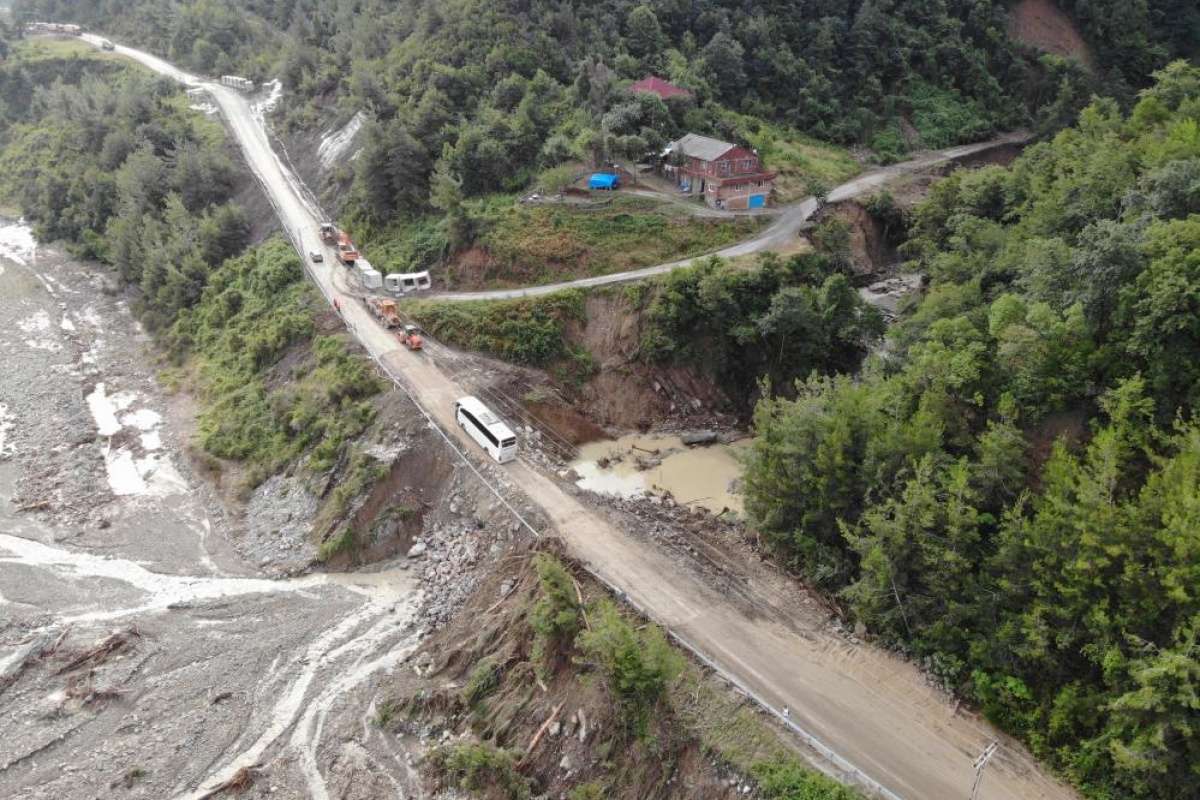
[570,433,751,515]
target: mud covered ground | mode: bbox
[0,225,523,799]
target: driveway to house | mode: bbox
[432,132,1029,301]
[80,34,1073,800]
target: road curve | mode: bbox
[431,132,1030,302]
[82,35,1075,800]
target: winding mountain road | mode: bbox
[82,34,1074,800]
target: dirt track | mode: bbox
[79,35,1077,800]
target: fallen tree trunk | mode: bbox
[522,701,565,761]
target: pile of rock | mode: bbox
[242,473,320,572]
[407,477,540,630]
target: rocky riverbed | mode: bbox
[0,223,526,799]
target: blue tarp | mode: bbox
[588,173,620,190]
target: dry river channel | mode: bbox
[0,224,426,800]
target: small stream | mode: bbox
[570,434,750,515]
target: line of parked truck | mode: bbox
[316,223,427,350]
[316,222,432,295]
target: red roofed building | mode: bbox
[628,76,693,101]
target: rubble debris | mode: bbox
[681,431,718,446]
[55,627,141,675]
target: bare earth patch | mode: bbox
[1008,0,1094,68]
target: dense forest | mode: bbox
[638,252,885,405]
[12,0,1199,227]
[745,61,1200,798]
[0,44,249,329]
[0,38,381,493]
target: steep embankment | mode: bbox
[1008,0,1095,69]
[804,139,1028,280]
[386,548,863,800]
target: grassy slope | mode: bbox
[465,195,762,287]
[11,36,126,63]
[165,238,384,491]
[359,194,764,290]
[407,289,595,384]
[718,111,863,202]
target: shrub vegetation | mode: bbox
[744,62,1200,799]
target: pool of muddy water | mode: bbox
[570,433,751,515]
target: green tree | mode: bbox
[575,600,683,737]
[844,456,982,657]
[699,31,746,101]
[625,6,665,64]
[1123,217,1200,415]
[430,147,471,250]
[529,553,582,668]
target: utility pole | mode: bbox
[969,741,999,800]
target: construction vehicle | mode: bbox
[398,324,424,351]
[318,222,358,266]
[335,232,359,266]
[365,298,401,328]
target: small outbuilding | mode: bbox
[588,173,620,191]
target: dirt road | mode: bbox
[81,36,1076,800]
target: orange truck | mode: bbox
[398,324,424,351]
[320,222,359,265]
[335,232,359,266]
[365,298,401,328]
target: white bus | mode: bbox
[455,396,518,463]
